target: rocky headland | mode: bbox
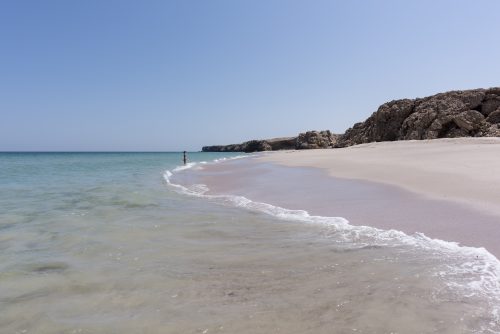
[202,87,500,152]
[336,87,500,147]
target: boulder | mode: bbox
[486,109,500,124]
[296,130,338,149]
[452,110,485,132]
[481,95,500,116]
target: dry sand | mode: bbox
[260,137,500,217]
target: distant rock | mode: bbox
[202,131,338,152]
[267,137,297,151]
[296,130,338,149]
[336,87,500,147]
[202,137,296,153]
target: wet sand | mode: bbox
[177,153,500,258]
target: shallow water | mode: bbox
[1,153,499,333]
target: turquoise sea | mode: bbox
[1,152,499,333]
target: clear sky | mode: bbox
[1,0,500,151]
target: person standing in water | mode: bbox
[183,151,187,165]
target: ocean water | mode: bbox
[1,152,499,333]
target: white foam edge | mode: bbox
[164,156,500,329]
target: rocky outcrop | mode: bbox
[336,87,500,147]
[202,137,296,153]
[202,87,500,152]
[268,137,298,151]
[296,130,338,149]
[201,141,270,153]
[202,131,338,152]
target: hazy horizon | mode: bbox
[2,0,500,151]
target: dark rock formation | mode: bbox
[268,137,297,151]
[296,130,338,149]
[203,87,500,152]
[336,87,500,147]
[202,131,338,152]
[486,109,500,124]
[202,137,296,153]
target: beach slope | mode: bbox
[260,138,500,217]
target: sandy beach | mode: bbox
[183,138,500,259]
[251,138,500,254]
[261,137,500,217]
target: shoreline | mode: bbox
[175,138,500,258]
[259,137,500,218]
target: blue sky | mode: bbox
[1,0,500,151]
